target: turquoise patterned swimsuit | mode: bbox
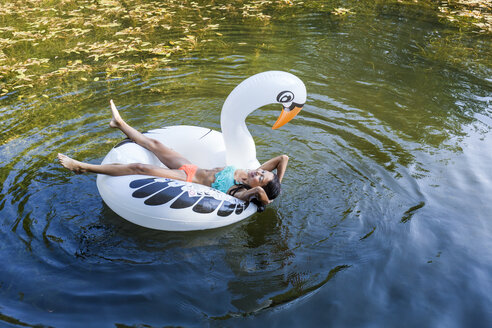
[211,166,238,193]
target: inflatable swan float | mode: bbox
[96,71,306,231]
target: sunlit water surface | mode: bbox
[1,10,492,328]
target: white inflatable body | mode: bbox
[96,126,258,231]
[97,71,307,231]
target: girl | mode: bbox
[58,100,289,207]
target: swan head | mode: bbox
[222,71,306,125]
[221,71,307,168]
[272,89,305,130]
[240,71,306,129]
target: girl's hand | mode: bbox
[229,186,272,206]
[259,154,289,182]
[253,186,271,205]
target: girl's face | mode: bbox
[247,169,274,187]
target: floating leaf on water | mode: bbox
[94,77,99,81]
[0,0,487,95]
[97,22,121,28]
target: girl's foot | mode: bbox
[109,99,123,128]
[58,153,86,174]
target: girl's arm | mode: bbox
[230,186,271,205]
[259,155,289,182]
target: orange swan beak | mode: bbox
[272,104,304,130]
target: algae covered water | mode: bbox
[1,1,491,327]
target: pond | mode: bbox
[1,1,491,327]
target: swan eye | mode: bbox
[277,91,294,103]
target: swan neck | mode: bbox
[221,100,257,168]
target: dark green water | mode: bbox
[1,5,492,328]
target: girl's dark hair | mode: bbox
[228,173,281,212]
[262,173,281,200]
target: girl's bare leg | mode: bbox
[57,153,187,180]
[109,100,191,169]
